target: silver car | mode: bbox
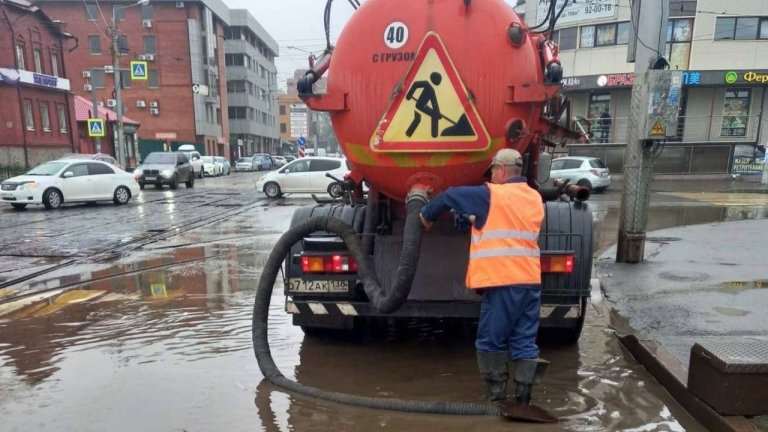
[549,156,611,192]
[235,157,255,172]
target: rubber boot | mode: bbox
[476,351,509,402]
[513,358,549,404]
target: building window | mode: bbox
[588,93,611,142]
[148,70,159,88]
[51,52,59,76]
[57,105,68,133]
[85,2,98,21]
[92,69,105,88]
[715,17,768,40]
[23,100,34,130]
[227,80,246,93]
[40,103,51,132]
[279,105,286,115]
[669,1,698,17]
[721,89,750,137]
[228,107,248,119]
[33,48,43,73]
[112,4,125,21]
[89,35,102,54]
[143,36,156,54]
[120,70,131,89]
[666,18,693,70]
[15,44,25,69]
[553,27,577,50]
[225,54,246,67]
[580,22,630,48]
[280,123,287,133]
[140,4,153,20]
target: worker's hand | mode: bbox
[452,212,474,233]
[419,213,433,231]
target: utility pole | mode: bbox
[90,68,101,153]
[616,0,670,263]
[111,14,125,167]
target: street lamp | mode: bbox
[111,0,149,167]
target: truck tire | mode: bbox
[540,201,593,344]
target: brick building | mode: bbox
[37,0,231,164]
[0,0,78,168]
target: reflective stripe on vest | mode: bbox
[466,182,544,289]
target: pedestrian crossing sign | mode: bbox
[370,32,489,152]
[87,118,105,137]
[130,61,148,80]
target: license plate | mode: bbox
[287,278,350,293]
[144,176,156,181]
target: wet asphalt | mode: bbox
[0,173,765,431]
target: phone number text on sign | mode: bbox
[537,0,616,27]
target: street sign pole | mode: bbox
[90,68,101,153]
[111,14,125,168]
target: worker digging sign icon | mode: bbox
[370,32,490,152]
[87,118,105,137]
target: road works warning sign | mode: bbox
[370,32,489,152]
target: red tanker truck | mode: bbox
[280,0,592,343]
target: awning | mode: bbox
[73,95,139,126]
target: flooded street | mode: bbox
[1,174,764,431]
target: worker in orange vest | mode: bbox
[420,148,548,405]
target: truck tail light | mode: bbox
[301,254,358,274]
[541,254,574,273]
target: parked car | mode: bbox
[256,156,349,198]
[235,157,256,172]
[216,156,231,175]
[201,156,221,177]
[1,159,140,210]
[178,144,204,179]
[284,155,296,163]
[252,154,273,171]
[549,156,611,192]
[134,152,195,190]
[271,156,287,168]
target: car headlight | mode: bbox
[161,169,174,177]
[18,182,38,191]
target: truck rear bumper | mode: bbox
[285,298,582,327]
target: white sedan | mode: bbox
[0,159,140,210]
[256,157,349,198]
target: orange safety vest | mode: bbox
[466,182,544,289]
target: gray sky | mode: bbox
[224,0,356,90]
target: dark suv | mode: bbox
[134,152,195,190]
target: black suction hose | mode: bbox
[252,196,501,416]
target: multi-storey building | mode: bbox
[224,9,278,158]
[0,0,77,168]
[524,0,768,176]
[37,0,231,166]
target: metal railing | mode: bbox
[575,114,764,145]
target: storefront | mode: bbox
[561,70,768,175]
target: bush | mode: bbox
[0,164,26,182]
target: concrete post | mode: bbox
[90,68,101,153]
[617,0,670,263]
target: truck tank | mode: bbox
[300,0,564,200]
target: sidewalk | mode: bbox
[596,218,768,430]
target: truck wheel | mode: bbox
[263,182,282,198]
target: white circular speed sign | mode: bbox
[384,22,409,49]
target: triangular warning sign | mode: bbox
[650,121,665,136]
[91,122,102,134]
[371,32,490,152]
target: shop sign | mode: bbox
[724,70,768,85]
[597,73,635,87]
[682,71,701,86]
[561,76,582,88]
[23,70,70,90]
[537,0,616,27]
[732,156,765,174]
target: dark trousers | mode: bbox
[475,285,541,360]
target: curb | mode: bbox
[616,334,759,432]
